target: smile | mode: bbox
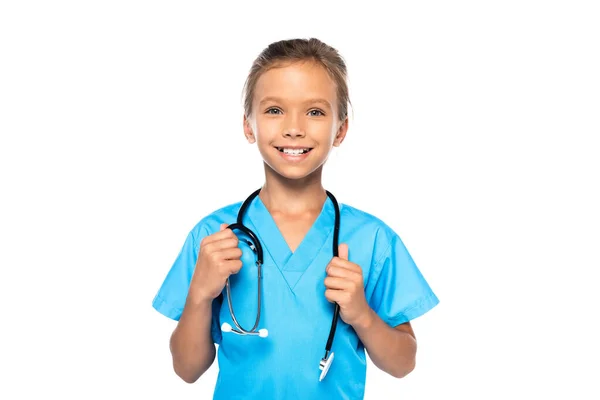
[275,147,313,155]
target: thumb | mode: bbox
[220,223,229,231]
[338,243,349,260]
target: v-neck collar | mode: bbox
[244,194,336,289]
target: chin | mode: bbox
[264,161,322,182]
[274,168,316,181]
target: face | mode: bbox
[243,60,348,182]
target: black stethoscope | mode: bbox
[219,188,341,381]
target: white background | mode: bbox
[1,1,599,399]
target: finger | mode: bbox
[326,265,362,280]
[338,243,349,260]
[220,259,243,275]
[328,257,362,273]
[201,232,232,247]
[217,247,243,261]
[324,276,352,290]
[324,289,345,304]
[204,237,239,253]
[200,224,235,244]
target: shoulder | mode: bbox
[339,201,401,260]
[339,201,398,239]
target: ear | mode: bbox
[243,114,256,144]
[333,118,349,147]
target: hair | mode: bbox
[242,37,351,122]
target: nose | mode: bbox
[282,114,306,138]
[283,128,306,138]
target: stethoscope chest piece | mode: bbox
[319,352,334,381]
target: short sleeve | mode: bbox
[368,233,439,327]
[151,226,223,344]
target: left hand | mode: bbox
[324,243,371,327]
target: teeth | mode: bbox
[278,147,310,155]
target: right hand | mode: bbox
[189,223,243,302]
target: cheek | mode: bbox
[255,118,281,140]
[307,120,337,140]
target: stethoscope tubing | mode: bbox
[224,188,341,361]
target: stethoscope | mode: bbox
[220,188,341,381]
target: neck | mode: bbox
[259,163,327,215]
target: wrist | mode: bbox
[351,306,376,331]
[187,289,215,308]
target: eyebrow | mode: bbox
[259,96,332,109]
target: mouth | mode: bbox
[275,147,313,155]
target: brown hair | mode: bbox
[242,38,351,122]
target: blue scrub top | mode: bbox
[152,195,439,399]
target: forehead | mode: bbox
[254,61,337,105]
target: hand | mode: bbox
[189,223,243,303]
[324,243,371,327]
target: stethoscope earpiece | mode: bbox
[221,322,233,333]
[221,322,268,338]
[243,239,257,253]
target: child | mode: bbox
[152,37,439,399]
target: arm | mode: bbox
[351,310,416,378]
[169,295,216,383]
[324,242,431,379]
[167,224,242,383]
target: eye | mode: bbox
[266,107,282,115]
[308,109,325,117]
